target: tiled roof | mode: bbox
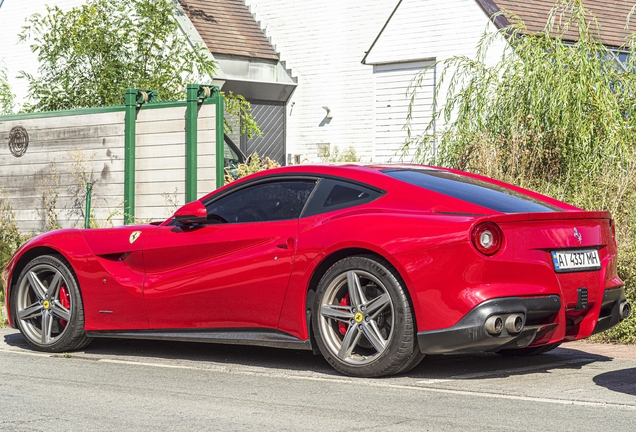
[483,0,634,48]
[179,0,279,60]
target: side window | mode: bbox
[205,180,316,223]
[302,178,383,217]
[324,184,371,208]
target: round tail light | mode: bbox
[472,222,503,256]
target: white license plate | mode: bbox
[551,249,601,272]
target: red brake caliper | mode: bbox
[59,286,70,327]
[339,294,349,335]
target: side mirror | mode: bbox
[173,201,207,225]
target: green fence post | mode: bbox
[124,88,137,225]
[84,182,93,229]
[212,87,225,189]
[186,84,199,202]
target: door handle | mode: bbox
[277,238,295,249]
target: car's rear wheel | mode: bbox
[312,256,420,377]
[497,342,561,357]
[13,255,92,352]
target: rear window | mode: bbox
[382,169,561,213]
[301,178,383,217]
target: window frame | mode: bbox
[201,173,386,223]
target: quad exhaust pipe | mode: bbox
[485,313,525,336]
[619,301,632,321]
[485,316,504,335]
[505,314,524,334]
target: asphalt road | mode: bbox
[1,327,635,431]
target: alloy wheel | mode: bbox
[16,263,73,345]
[318,269,394,365]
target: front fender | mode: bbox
[4,226,152,331]
[3,229,91,328]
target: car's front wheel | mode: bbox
[312,256,421,377]
[13,254,92,352]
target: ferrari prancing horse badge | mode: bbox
[129,231,141,244]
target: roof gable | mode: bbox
[179,0,279,61]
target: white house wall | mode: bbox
[244,0,507,163]
[363,0,505,66]
[243,0,391,163]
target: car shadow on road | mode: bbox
[400,346,613,380]
[593,368,636,396]
[3,329,615,381]
[2,330,338,375]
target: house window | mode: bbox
[607,48,630,71]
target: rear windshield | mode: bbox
[382,169,561,213]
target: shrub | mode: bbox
[0,194,32,326]
[224,152,281,184]
[318,146,360,163]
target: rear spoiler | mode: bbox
[480,211,611,224]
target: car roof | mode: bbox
[205,163,575,213]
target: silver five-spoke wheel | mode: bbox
[312,256,420,377]
[13,255,92,352]
[319,269,394,365]
[17,263,72,344]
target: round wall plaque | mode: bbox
[8,126,29,158]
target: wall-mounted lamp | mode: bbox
[322,106,333,119]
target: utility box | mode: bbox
[0,85,224,232]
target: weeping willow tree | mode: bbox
[404,0,636,343]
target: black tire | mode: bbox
[498,342,561,357]
[13,254,92,352]
[311,255,417,377]
[396,346,426,375]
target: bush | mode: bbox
[318,146,360,163]
[1,194,31,327]
[405,0,636,342]
[224,152,280,184]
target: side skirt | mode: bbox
[85,328,312,351]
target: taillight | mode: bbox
[610,219,617,249]
[471,222,503,256]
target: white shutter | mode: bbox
[373,61,436,163]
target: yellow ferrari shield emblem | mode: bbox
[129,231,142,244]
[354,312,363,323]
[43,300,50,309]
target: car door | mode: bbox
[142,178,317,330]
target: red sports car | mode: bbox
[1,165,631,377]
